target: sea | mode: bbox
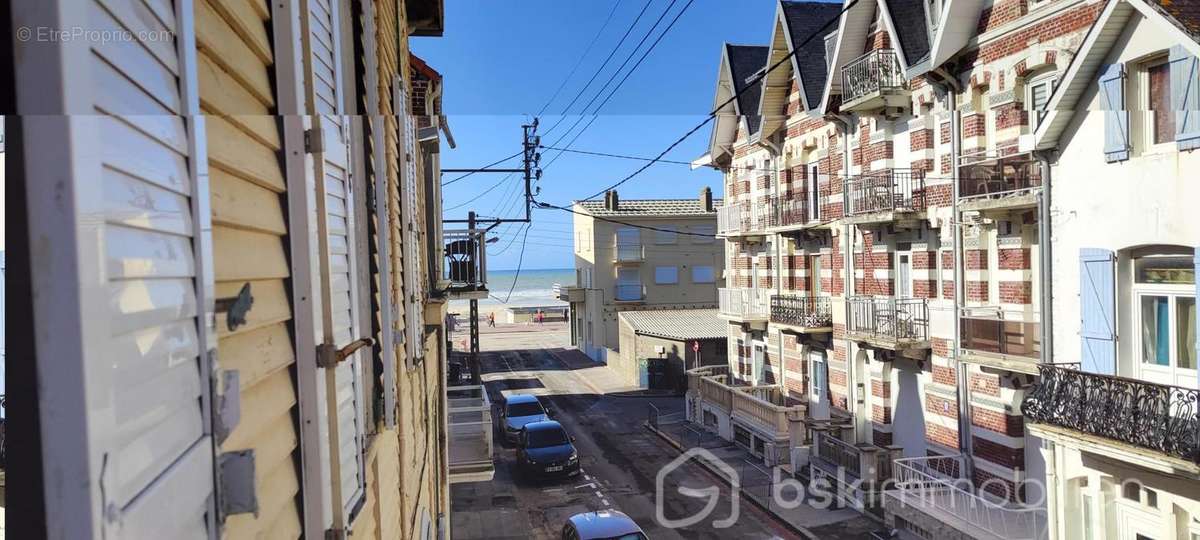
[450,267,573,309]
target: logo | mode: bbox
[654,447,739,529]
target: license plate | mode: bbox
[545,465,563,472]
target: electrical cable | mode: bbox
[536,0,625,118]
[441,150,523,186]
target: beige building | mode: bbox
[558,189,725,363]
[616,309,729,391]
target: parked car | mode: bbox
[516,420,579,478]
[498,393,550,444]
[562,510,646,540]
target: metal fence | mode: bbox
[845,168,925,216]
[770,295,833,328]
[892,455,1048,540]
[841,49,905,105]
[848,297,929,342]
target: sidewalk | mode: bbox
[647,419,878,539]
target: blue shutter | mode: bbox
[1080,248,1116,374]
[1169,45,1200,151]
[1100,64,1130,162]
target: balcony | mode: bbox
[447,385,495,483]
[718,287,771,322]
[810,429,896,484]
[444,228,488,299]
[1022,364,1200,467]
[687,365,807,463]
[959,313,1041,374]
[613,240,644,264]
[767,196,810,230]
[847,297,930,350]
[717,201,764,237]
[888,455,1047,540]
[844,168,926,223]
[770,295,833,332]
[552,282,585,303]
[839,49,908,113]
[614,283,644,302]
[959,152,1042,212]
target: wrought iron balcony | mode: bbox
[444,228,488,299]
[844,168,925,219]
[890,455,1048,540]
[847,296,929,348]
[839,49,907,111]
[959,152,1042,210]
[770,295,833,330]
[1022,364,1200,463]
[447,385,495,483]
[768,195,808,229]
[719,287,771,320]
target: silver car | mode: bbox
[499,393,549,444]
[562,510,647,540]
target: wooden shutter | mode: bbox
[396,76,424,367]
[1099,64,1130,162]
[1080,248,1116,375]
[1169,45,1200,151]
[301,0,367,522]
[22,0,220,534]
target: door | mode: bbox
[1116,501,1163,540]
[20,0,220,534]
[809,350,830,420]
[753,342,767,384]
[892,362,927,458]
[301,0,368,522]
[808,164,821,222]
[896,252,912,298]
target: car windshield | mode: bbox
[507,401,544,417]
[526,427,569,448]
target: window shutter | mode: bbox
[396,76,424,368]
[1079,248,1116,374]
[303,0,367,523]
[1099,64,1130,162]
[1169,45,1200,151]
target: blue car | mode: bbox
[499,394,550,444]
[562,510,647,540]
[516,420,580,478]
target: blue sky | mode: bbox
[411,0,784,270]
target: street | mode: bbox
[449,323,874,539]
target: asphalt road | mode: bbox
[449,325,798,539]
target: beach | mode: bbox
[447,268,572,326]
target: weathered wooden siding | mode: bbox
[195,0,303,537]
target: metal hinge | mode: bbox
[305,128,324,153]
[316,337,376,368]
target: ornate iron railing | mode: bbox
[1022,364,1200,463]
[770,295,833,328]
[845,168,926,216]
[840,49,905,105]
[848,296,929,342]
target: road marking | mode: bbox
[542,488,564,493]
[574,482,596,490]
[600,498,610,507]
[583,475,592,481]
[593,490,603,498]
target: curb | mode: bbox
[644,422,818,540]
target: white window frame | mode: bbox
[655,266,679,285]
[1133,284,1196,387]
[1026,72,1057,132]
[692,265,716,284]
[616,267,642,301]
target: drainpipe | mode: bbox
[829,113,858,441]
[1036,150,1056,524]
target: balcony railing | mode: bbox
[845,169,925,217]
[1022,364,1200,463]
[840,49,906,107]
[717,201,766,235]
[892,455,1048,540]
[447,385,494,483]
[614,240,644,263]
[719,287,771,320]
[615,283,643,302]
[444,228,488,296]
[847,297,929,344]
[769,196,808,228]
[770,295,833,328]
[959,152,1042,203]
[688,366,804,437]
[960,316,1040,360]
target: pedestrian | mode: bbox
[487,312,496,327]
[536,309,544,325]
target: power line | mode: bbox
[445,173,515,211]
[494,225,533,303]
[569,0,858,202]
[536,0,625,117]
[533,200,716,238]
[441,151,523,186]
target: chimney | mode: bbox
[700,186,713,212]
[605,190,619,211]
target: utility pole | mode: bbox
[450,120,542,385]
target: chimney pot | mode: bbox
[700,187,713,212]
[606,190,619,211]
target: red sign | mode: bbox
[692,340,700,353]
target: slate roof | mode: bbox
[618,309,728,341]
[576,198,723,217]
[782,1,845,110]
[1149,0,1200,40]
[884,0,932,66]
[726,44,770,135]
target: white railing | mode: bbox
[717,201,749,235]
[447,385,494,483]
[614,241,643,262]
[718,288,770,319]
[892,455,1047,540]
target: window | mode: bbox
[692,265,716,284]
[655,226,677,244]
[1134,255,1197,381]
[1027,73,1057,130]
[655,266,679,284]
[616,267,641,300]
[1147,59,1175,145]
[808,164,821,222]
[692,224,715,243]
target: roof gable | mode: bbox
[783,1,846,111]
[727,44,770,135]
[818,0,879,113]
